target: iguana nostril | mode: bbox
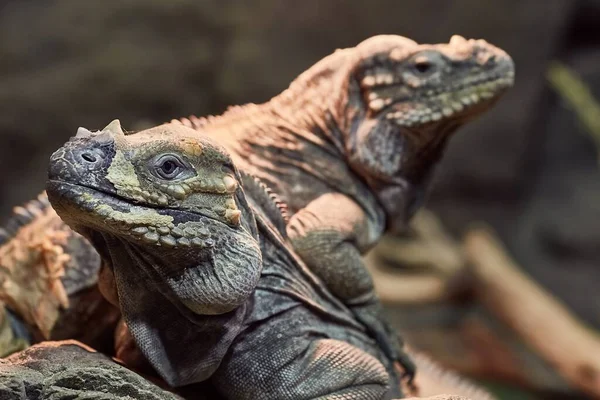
[485,54,497,67]
[81,152,97,163]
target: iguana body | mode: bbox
[172,34,514,368]
[0,194,496,399]
[45,122,403,399]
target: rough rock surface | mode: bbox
[0,340,183,400]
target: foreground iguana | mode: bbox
[46,121,408,399]
[0,192,499,398]
[1,34,513,382]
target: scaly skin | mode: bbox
[0,193,498,398]
[0,193,119,352]
[174,34,514,372]
[1,34,513,391]
[46,122,405,399]
[0,197,498,400]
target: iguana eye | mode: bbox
[155,155,185,180]
[413,58,432,74]
[221,161,235,175]
[409,52,444,77]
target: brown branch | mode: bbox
[464,226,600,398]
[374,210,465,276]
[366,209,468,305]
[366,255,448,304]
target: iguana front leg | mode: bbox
[286,193,378,302]
[286,193,414,379]
[213,296,397,400]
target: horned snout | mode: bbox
[48,131,116,189]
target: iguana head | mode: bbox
[347,35,514,227]
[46,120,262,316]
[47,120,264,385]
[284,35,514,229]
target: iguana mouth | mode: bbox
[47,180,236,249]
[362,70,513,97]
[365,73,514,127]
[48,178,262,316]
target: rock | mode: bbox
[404,397,470,400]
[0,340,183,399]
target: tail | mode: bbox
[407,348,496,400]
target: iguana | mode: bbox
[45,121,406,399]
[172,33,514,370]
[0,34,514,385]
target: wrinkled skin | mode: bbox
[48,122,263,385]
[46,122,405,399]
[186,34,514,372]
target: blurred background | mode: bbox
[1,0,599,399]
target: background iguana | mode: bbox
[171,33,514,368]
[46,121,406,399]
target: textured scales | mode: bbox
[0,202,498,400]
[46,123,404,399]
[0,193,108,341]
[174,34,514,375]
[44,121,499,400]
[0,34,514,398]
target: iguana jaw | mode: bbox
[47,178,254,386]
[46,180,220,249]
[47,174,258,386]
[47,122,263,316]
